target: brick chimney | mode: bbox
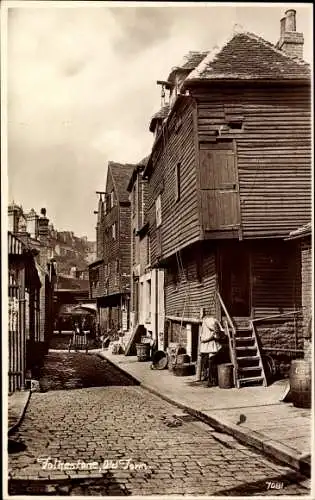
[37,208,50,267]
[8,203,22,233]
[277,9,304,59]
[25,208,39,239]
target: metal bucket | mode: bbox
[218,363,234,389]
[136,343,150,362]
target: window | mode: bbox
[112,223,117,240]
[155,194,162,228]
[175,163,181,202]
[110,190,115,209]
[132,185,136,216]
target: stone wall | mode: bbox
[256,317,304,377]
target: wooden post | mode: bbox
[196,307,204,381]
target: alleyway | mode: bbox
[8,352,309,496]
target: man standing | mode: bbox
[200,316,226,387]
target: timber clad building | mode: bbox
[142,9,311,384]
[127,157,165,353]
[89,9,311,385]
[89,162,135,335]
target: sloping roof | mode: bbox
[287,222,312,240]
[109,162,135,204]
[185,31,310,83]
[127,155,150,192]
[149,104,170,132]
[168,51,208,80]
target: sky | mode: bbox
[5,1,313,240]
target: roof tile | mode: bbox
[109,162,135,204]
[185,32,310,82]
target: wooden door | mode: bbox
[199,142,240,231]
[220,245,250,317]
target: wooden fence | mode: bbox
[8,272,25,393]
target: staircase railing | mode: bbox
[250,320,267,387]
[217,291,239,388]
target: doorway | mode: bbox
[220,244,250,317]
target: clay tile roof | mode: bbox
[109,162,135,203]
[149,104,170,132]
[185,31,310,82]
[167,51,209,81]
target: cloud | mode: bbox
[7,4,312,239]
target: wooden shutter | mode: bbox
[199,145,240,231]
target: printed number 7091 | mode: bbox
[266,481,284,490]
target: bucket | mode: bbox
[289,359,311,408]
[136,343,150,362]
[218,363,234,389]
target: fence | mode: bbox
[8,272,25,393]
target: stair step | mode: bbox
[237,355,260,361]
[239,366,262,372]
[235,337,255,343]
[239,376,264,384]
[235,346,257,351]
[235,330,253,337]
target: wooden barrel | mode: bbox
[136,343,150,362]
[218,363,234,389]
[289,359,311,408]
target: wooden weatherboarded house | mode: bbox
[143,9,311,386]
[89,162,134,336]
[126,157,165,354]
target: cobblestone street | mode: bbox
[8,352,310,496]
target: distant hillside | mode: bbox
[47,228,96,277]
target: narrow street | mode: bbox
[8,351,309,496]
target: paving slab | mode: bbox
[8,390,31,435]
[98,350,312,476]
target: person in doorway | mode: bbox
[200,316,227,387]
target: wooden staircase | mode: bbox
[217,292,267,389]
[233,318,267,388]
